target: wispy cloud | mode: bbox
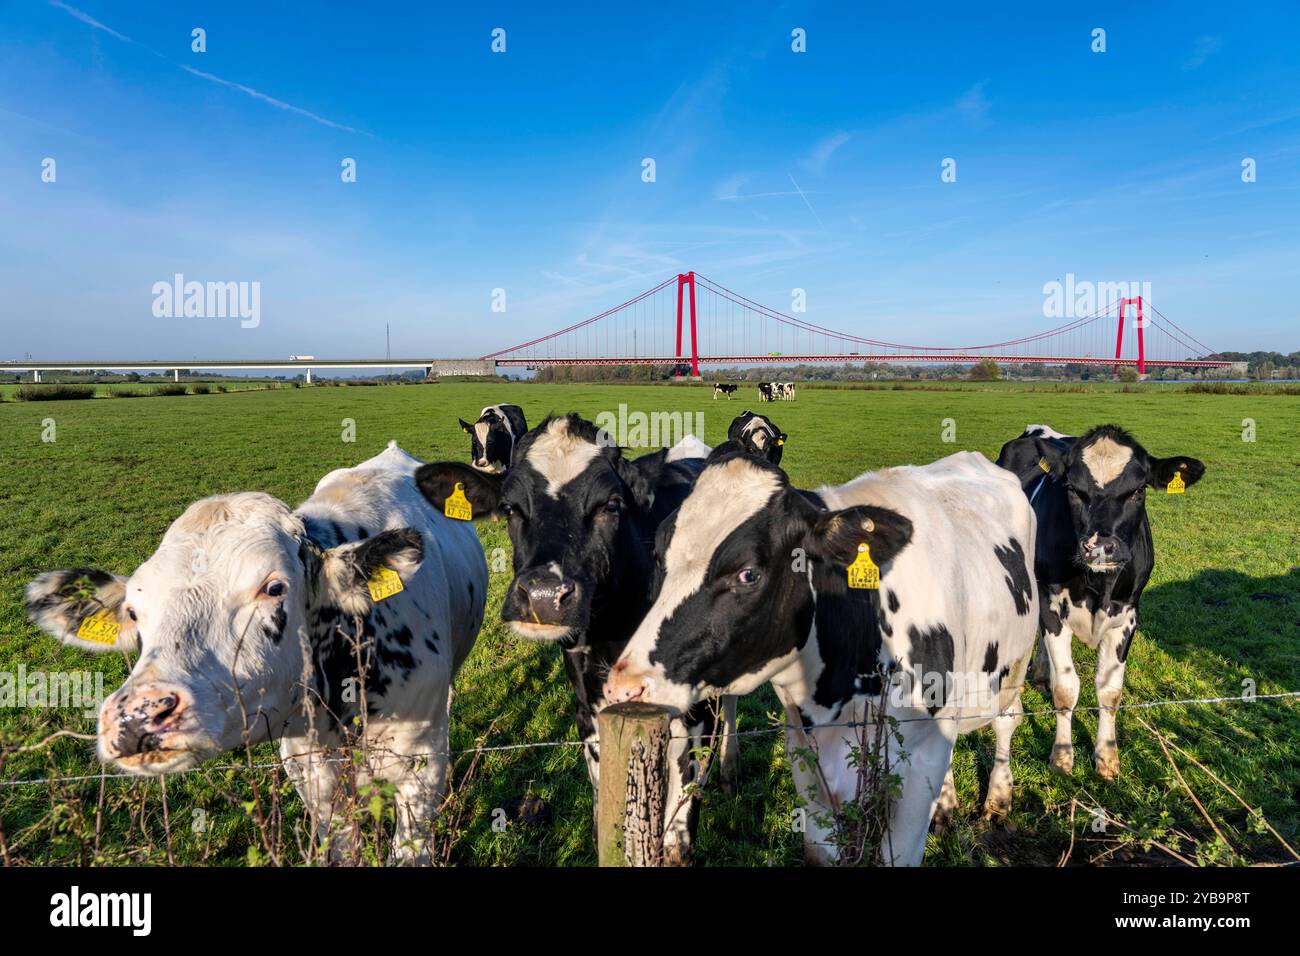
[49,1,367,135]
[178,66,364,134]
[800,131,850,175]
[954,81,990,125]
[1183,36,1222,71]
[787,173,825,228]
[50,0,131,42]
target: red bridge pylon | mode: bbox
[675,271,700,377]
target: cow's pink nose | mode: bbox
[101,684,189,758]
[603,660,646,704]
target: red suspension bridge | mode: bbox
[483,272,1231,375]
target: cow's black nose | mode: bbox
[514,572,577,624]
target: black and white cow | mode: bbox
[459,404,528,474]
[757,383,775,403]
[781,382,796,401]
[604,443,1038,865]
[996,423,1205,779]
[727,410,787,466]
[713,383,738,400]
[414,415,734,862]
[25,442,487,863]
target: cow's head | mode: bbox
[418,415,663,644]
[1037,424,1204,572]
[459,404,527,474]
[727,410,787,465]
[25,493,423,774]
[603,443,912,713]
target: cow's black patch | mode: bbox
[887,590,900,613]
[994,539,1033,615]
[261,603,287,645]
[908,624,955,714]
[982,641,999,673]
[1117,619,1137,663]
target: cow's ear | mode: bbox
[809,505,913,569]
[1148,455,1206,490]
[613,448,666,510]
[320,528,424,617]
[458,418,474,434]
[25,569,139,654]
[414,462,503,519]
[1033,438,1069,480]
[503,406,528,436]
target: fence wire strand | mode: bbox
[2,689,1297,790]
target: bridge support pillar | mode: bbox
[1116,296,1145,376]
[33,369,41,383]
[674,272,700,378]
[173,368,180,383]
[306,367,313,384]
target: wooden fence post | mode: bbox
[596,701,672,867]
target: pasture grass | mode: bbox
[1,381,1296,865]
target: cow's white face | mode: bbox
[26,493,423,775]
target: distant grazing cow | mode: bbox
[996,423,1204,779]
[727,410,787,465]
[605,443,1038,865]
[459,404,528,474]
[414,415,735,862]
[757,383,775,403]
[713,383,738,400]
[782,382,796,401]
[25,442,487,863]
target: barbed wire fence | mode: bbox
[2,688,1298,865]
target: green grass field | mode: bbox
[1,381,1297,866]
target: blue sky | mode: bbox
[1,0,1297,360]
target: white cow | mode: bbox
[25,441,486,863]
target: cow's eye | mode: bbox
[736,568,761,586]
[126,607,138,622]
[604,496,623,514]
[261,580,287,598]
[500,502,515,518]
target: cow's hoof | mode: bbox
[1049,744,1075,776]
[1094,750,1120,780]
[981,797,1011,821]
[931,806,955,835]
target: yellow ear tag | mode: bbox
[77,608,120,646]
[1166,472,1185,495]
[367,566,404,602]
[444,482,473,521]
[847,543,880,590]
[777,437,786,446]
[1037,456,1051,473]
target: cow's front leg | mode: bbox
[774,688,838,865]
[931,767,958,834]
[1041,616,1079,775]
[982,694,1023,818]
[365,715,451,866]
[1093,618,1133,780]
[717,695,740,794]
[280,734,347,863]
[661,716,701,865]
[882,718,954,866]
